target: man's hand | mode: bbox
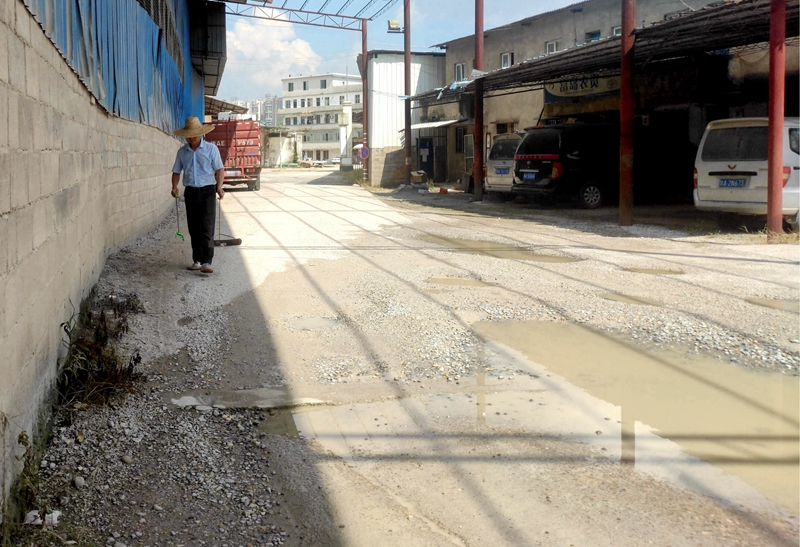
[217,187,225,200]
[171,187,179,198]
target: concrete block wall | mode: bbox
[0,0,180,515]
[371,146,406,188]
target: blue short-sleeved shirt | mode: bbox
[172,138,224,188]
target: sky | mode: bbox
[216,0,579,101]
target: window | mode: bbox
[323,151,329,160]
[455,62,465,81]
[496,123,509,135]
[320,79,327,89]
[315,115,321,124]
[501,52,514,69]
[354,94,361,104]
[301,99,306,108]
[701,127,769,161]
[293,100,297,108]
[612,26,622,37]
[334,114,339,124]
[455,127,465,153]
[339,95,345,104]
[325,97,330,106]
[288,82,294,92]
[585,30,601,42]
[293,117,298,125]
[284,100,291,109]
[316,98,321,107]
[546,40,558,54]
[323,133,329,142]
[303,81,309,90]
[790,128,799,155]
[301,118,306,125]
[307,116,314,124]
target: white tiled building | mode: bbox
[277,73,364,162]
[231,96,280,126]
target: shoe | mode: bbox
[187,262,201,271]
[200,263,214,274]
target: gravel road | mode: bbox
[16,169,799,546]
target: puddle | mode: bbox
[257,410,300,438]
[746,297,800,313]
[601,292,663,306]
[624,268,684,275]
[169,387,327,410]
[288,317,339,330]
[177,316,194,326]
[424,289,453,295]
[421,234,582,263]
[426,277,495,287]
[472,320,800,514]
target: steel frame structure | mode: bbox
[223,0,397,31]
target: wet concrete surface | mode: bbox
[98,170,800,546]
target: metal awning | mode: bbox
[413,0,799,105]
[410,119,464,130]
[204,96,248,119]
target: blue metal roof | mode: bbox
[20,0,203,133]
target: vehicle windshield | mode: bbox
[517,129,560,155]
[701,126,768,161]
[489,139,520,160]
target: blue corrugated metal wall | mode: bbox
[20,0,203,132]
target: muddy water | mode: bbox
[601,293,664,306]
[746,297,800,313]
[421,234,582,263]
[288,317,339,330]
[427,277,495,287]
[623,268,684,275]
[473,320,800,513]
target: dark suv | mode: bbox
[512,124,619,208]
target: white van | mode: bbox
[693,117,800,226]
[486,133,521,199]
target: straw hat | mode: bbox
[173,116,214,138]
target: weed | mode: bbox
[57,294,144,407]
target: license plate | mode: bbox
[226,170,239,176]
[523,173,536,181]
[495,168,509,175]
[719,178,746,187]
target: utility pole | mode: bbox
[473,0,485,200]
[361,20,370,183]
[767,0,786,236]
[404,0,411,185]
[619,0,635,226]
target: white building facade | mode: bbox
[277,73,364,162]
[360,50,446,185]
[232,96,280,126]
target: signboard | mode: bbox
[359,146,370,160]
[544,76,620,102]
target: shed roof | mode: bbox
[415,0,799,104]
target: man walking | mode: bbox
[171,117,225,274]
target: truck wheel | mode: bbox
[254,179,261,191]
[247,181,256,191]
[578,182,603,209]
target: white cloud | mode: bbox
[217,18,323,100]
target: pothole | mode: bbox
[745,297,800,313]
[426,277,495,287]
[601,292,663,306]
[623,268,684,275]
[421,234,582,263]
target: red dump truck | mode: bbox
[206,119,262,191]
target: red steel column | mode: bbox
[767,0,786,235]
[619,0,635,226]
[404,0,412,185]
[362,21,370,183]
[473,0,485,200]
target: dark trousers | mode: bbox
[184,185,216,264]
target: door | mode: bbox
[418,138,434,178]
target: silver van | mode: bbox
[694,117,800,226]
[486,133,521,199]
